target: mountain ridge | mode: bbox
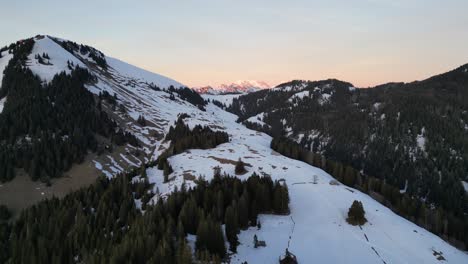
[193,80,271,94]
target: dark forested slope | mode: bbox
[228,65,468,218]
[0,38,136,183]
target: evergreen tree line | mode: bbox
[271,136,468,249]
[34,53,51,65]
[157,117,230,182]
[0,164,289,263]
[0,39,137,182]
[167,86,206,110]
[53,37,107,69]
[165,117,230,152]
[210,99,227,109]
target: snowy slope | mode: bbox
[27,36,86,82]
[288,90,310,101]
[16,35,192,175]
[26,36,183,88]
[25,35,188,147]
[105,56,183,89]
[148,104,468,264]
[246,112,269,127]
[0,51,13,87]
[202,93,243,107]
[0,48,14,113]
[0,97,6,114]
[16,35,468,263]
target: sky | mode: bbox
[2,0,468,88]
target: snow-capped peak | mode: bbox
[193,80,271,94]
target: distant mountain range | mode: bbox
[193,80,271,94]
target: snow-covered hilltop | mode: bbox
[27,35,183,88]
[193,80,271,94]
[1,35,467,263]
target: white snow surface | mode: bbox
[27,36,86,82]
[462,181,468,192]
[19,36,468,263]
[273,81,308,92]
[202,93,243,107]
[288,90,309,102]
[319,92,332,105]
[246,112,269,127]
[0,97,6,114]
[105,56,183,89]
[417,127,427,152]
[0,51,14,112]
[0,51,14,88]
[373,102,382,111]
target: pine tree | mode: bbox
[179,197,199,234]
[273,182,290,214]
[176,240,192,264]
[347,200,367,225]
[235,158,247,175]
[224,205,239,252]
[343,165,356,186]
[137,115,146,126]
[163,162,172,182]
[238,191,249,228]
[140,164,147,179]
[195,218,210,251]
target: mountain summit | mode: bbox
[193,80,271,94]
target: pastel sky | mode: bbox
[2,0,468,87]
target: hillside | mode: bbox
[228,73,468,209]
[227,70,468,248]
[0,35,194,210]
[0,36,466,263]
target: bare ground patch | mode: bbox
[207,156,252,167]
[183,171,196,181]
[245,145,260,154]
[0,145,144,219]
[0,154,100,218]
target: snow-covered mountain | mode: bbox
[1,35,467,263]
[193,80,271,94]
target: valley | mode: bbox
[0,35,466,263]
